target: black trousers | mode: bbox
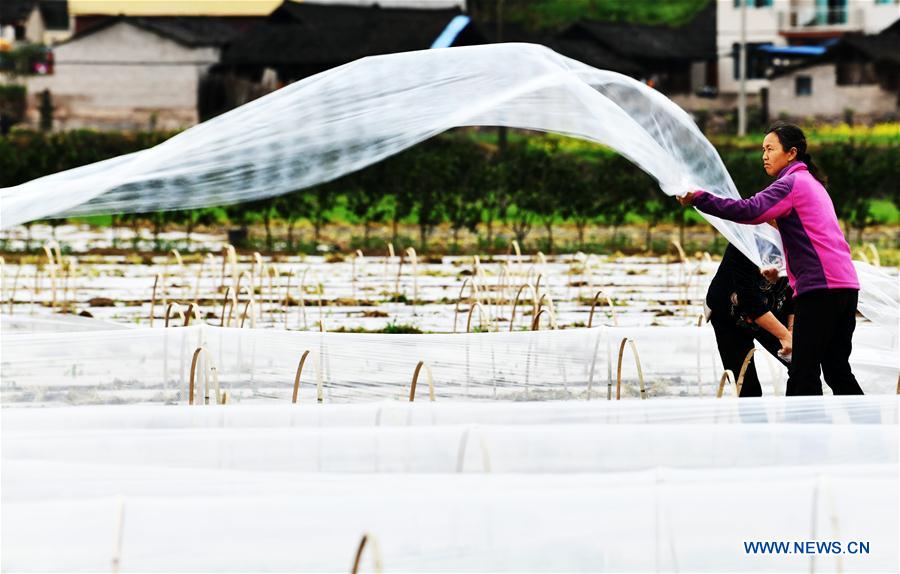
[787,289,863,396]
[710,313,788,397]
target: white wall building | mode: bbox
[769,62,897,118]
[716,0,899,97]
[26,18,239,130]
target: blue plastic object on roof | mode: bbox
[757,44,828,56]
[431,15,471,49]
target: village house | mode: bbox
[0,0,72,45]
[554,1,718,100]
[768,20,899,120]
[24,16,261,129]
[217,2,485,83]
[714,0,899,109]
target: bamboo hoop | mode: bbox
[509,282,538,332]
[351,533,383,574]
[495,262,511,319]
[394,250,404,296]
[193,253,215,306]
[220,286,236,327]
[169,248,184,268]
[188,346,221,405]
[282,270,293,329]
[406,247,418,312]
[291,349,325,404]
[409,360,435,402]
[716,370,737,398]
[669,239,688,291]
[60,256,76,313]
[252,252,264,291]
[533,273,544,299]
[511,239,522,272]
[291,350,310,404]
[6,262,20,314]
[183,303,198,327]
[534,293,557,328]
[466,301,488,333]
[350,249,362,304]
[265,265,278,323]
[587,290,618,328]
[316,281,325,332]
[164,302,187,327]
[453,278,477,333]
[531,307,555,331]
[615,337,646,400]
[383,242,395,287]
[163,248,184,302]
[735,347,756,397]
[239,299,256,328]
[234,270,256,327]
[31,267,42,315]
[716,349,756,397]
[671,239,687,263]
[234,269,253,300]
[43,240,62,267]
[42,243,58,312]
[220,244,238,287]
[150,273,163,327]
[298,267,310,329]
[297,267,326,331]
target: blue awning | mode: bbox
[756,44,827,56]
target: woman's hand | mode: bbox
[760,267,780,284]
[778,331,793,359]
[754,312,792,360]
[677,191,696,206]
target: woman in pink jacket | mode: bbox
[679,122,862,396]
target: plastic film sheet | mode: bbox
[2,323,898,406]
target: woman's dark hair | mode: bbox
[765,121,827,186]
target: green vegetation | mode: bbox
[710,123,900,147]
[0,84,27,126]
[469,0,711,32]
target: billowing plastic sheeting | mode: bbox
[0,43,895,326]
[2,397,897,572]
[2,324,898,406]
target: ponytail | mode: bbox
[800,151,827,187]
[766,122,827,186]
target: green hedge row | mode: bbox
[1,129,897,250]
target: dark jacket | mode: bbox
[707,244,794,330]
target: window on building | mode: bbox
[816,0,848,25]
[732,43,771,80]
[795,76,813,96]
[874,0,894,6]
